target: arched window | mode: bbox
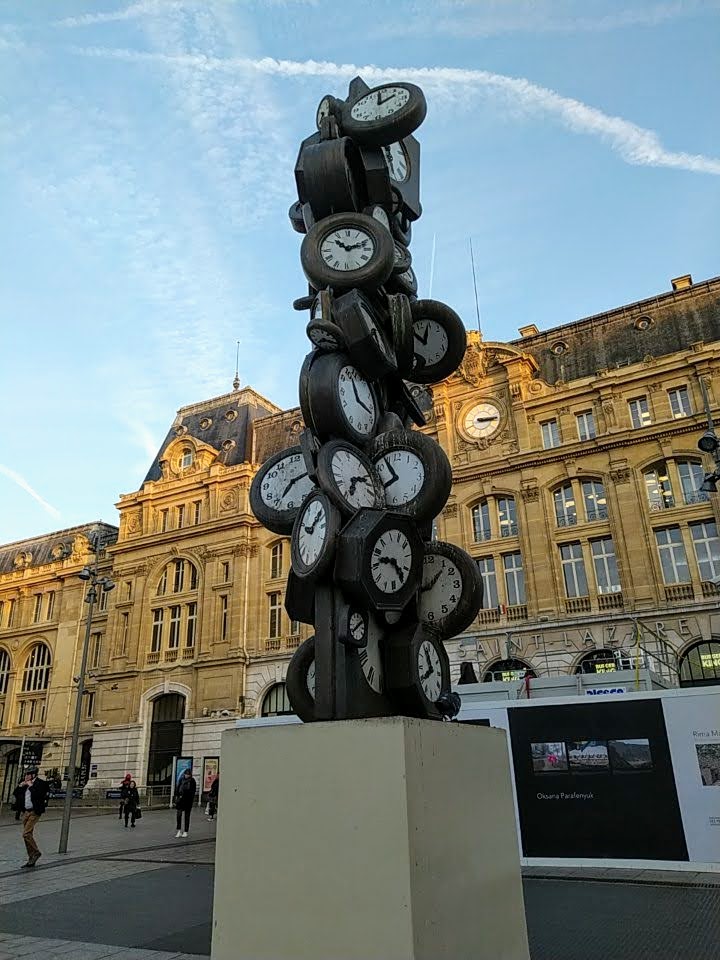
[553,479,607,526]
[677,459,709,505]
[644,461,674,511]
[22,643,52,692]
[156,559,198,597]
[261,682,293,717]
[575,649,616,674]
[483,659,535,682]
[554,483,576,526]
[679,640,720,687]
[270,542,283,580]
[0,648,10,727]
[150,560,200,663]
[471,496,517,542]
[181,448,193,469]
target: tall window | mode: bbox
[503,553,525,605]
[289,618,300,636]
[477,557,498,609]
[181,448,193,469]
[560,542,588,597]
[90,632,102,669]
[0,648,10,695]
[21,643,52,692]
[629,396,651,428]
[655,527,690,584]
[680,641,720,687]
[576,410,596,442]
[678,460,708,505]
[270,543,283,579]
[84,691,95,719]
[497,498,517,538]
[591,537,621,593]
[220,595,228,641]
[690,521,720,583]
[472,501,491,541]
[193,500,202,525]
[582,480,607,522]
[151,610,164,652]
[6,599,14,628]
[33,594,42,623]
[157,559,198,596]
[157,567,168,597]
[186,602,197,647]
[177,505,185,529]
[541,419,560,449]
[554,484,577,527]
[644,463,674,511]
[268,592,282,638]
[221,561,230,582]
[45,591,55,620]
[173,559,185,593]
[168,606,181,648]
[97,586,109,612]
[161,509,169,533]
[668,386,692,419]
[120,612,129,655]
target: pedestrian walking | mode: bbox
[17,768,49,868]
[206,774,219,821]
[123,780,141,828]
[174,767,197,838]
[118,773,132,821]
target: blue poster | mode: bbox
[175,756,193,786]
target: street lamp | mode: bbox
[58,554,114,855]
[697,380,720,495]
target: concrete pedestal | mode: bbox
[212,717,530,960]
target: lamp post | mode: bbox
[698,379,720,493]
[58,556,114,854]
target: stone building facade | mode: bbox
[1,274,718,795]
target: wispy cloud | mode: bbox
[0,466,62,519]
[67,48,720,176]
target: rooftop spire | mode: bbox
[232,340,240,391]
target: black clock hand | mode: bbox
[421,568,443,592]
[348,475,369,496]
[414,325,429,346]
[382,460,399,488]
[280,472,307,498]
[475,416,498,424]
[378,92,396,106]
[379,556,405,583]
[351,379,373,415]
[304,509,321,535]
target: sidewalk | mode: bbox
[522,864,720,887]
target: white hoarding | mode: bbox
[662,690,720,864]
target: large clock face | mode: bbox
[320,227,375,272]
[260,452,314,512]
[463,402,501,439]
[350,86,411,121]
[382,142,410,182]
[306,659,316,698]
[359,620,383,693]
[297,498,327,567]
[417,638,443,702]
[375,450,425,507]
[338,364,376,435]
[418,554,462,626]
[371,529,412,593]
[331,447,379,509]
[413,318,448,368]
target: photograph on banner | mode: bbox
[696,743,720,786]
[202,756,219,799]
[608,739,653,772]
[568,740,609,772]
[531,742,568,773]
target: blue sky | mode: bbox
[1,0,719,544]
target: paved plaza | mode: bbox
[1,808,719,959]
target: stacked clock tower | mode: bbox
[249,77,483,722]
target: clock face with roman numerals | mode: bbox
[320,228,375,272]
[371,529,413,594]
[358,617,383,693]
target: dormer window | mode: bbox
[181,449,193,469]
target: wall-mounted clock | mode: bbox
[249,445,316,536]
[417,541,483,639]
[410,299,466,384]
[385,624,451,719]
[316,439,385,514]
[341,83,427,147]
[301,350,379,445]
[286,635,316,723]
[461,401,502,440]
[300,212,394,291]
[369,428,451,523]
[334,508,424,613]
[290,490,341,581]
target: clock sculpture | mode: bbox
[250,77,483,722]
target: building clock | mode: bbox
[461,401,502,441]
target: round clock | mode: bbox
[410,299,466,384]
[392,240,412,275]
[288,200,306,235]
[333,289,397,380]
[387,265,418,298]
[316,95,341,128]
[417,541,484,639]
[369,428,451,523]
[300,213,394,292]
[249,445,316,536]
[390,212,412,247]
[342,83,427,147]
[382,141,410,183]
[306,318,346,352]
[358,614,384,693]
[290,490,341,581]
[387,293,414,377]
[462,401,501,440]
[364,204,390,232]
[386,625,451,719]
[286,635,316,723]
[340,605,369,648]
[303,350,379,445]
[316,440,385,514]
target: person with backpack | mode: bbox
[173,767,197,838]
[123,780,141,828]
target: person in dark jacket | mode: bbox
[206,774,219,821]
[174,767,197,838]
[123,780,140,828]
[119,773,132,820]
[17,769,49,868]
[12,779,25,821]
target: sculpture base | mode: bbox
[211,717,530,960]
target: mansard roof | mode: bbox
[0,521,118,575]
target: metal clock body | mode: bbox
[301,350,380,445]
[249,445,316,536]
[286,635,317,723]
[410,299,467,384]
[290,490,341,581]
[417,540,484,639]
[385,623,451,719]
[369,428,451,523]
[300,212,394,292]
[333,289,397,380]
[316,439,385,515]
[341,83,427,147]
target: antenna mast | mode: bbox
[469,237,482,334]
